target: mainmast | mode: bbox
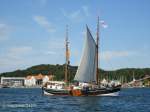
[96,16,100,85]
[65,25,70,83]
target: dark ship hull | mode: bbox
[43,85,121,96]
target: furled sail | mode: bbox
[74,26,97,82]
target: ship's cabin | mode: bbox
[45,81,66,90]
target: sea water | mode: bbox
[0,88,150,112]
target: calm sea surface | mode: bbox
[0,88,150,112]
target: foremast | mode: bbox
[65,25,70,83]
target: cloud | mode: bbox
[44,51,56,55]
[48,37,65,49]
[4,46,32,61]
[101,51,136,61]
[0,58,24,67]
[39,0,47,6]
[61,5,90,22]
[70,10,82,20]
[62,9,83,22]
[43,38,65,58]
[8,46,32,58]
[0,23,7,35]
[33,16,56,33]
[0,23,10,41]
[82,6,89,16]
[0,46,32,68]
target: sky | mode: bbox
[0,0,150,73]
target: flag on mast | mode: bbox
[100,20,108,28]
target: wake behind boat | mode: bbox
[43,17,121,96]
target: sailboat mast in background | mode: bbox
[96,16,100,85]
[65,25,70,83]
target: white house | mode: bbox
[24,76,36,87]
[24,74,54,87]
[43,75,49,84]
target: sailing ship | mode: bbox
[43,18,121,96]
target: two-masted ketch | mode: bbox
[43,17,121,96]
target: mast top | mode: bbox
[66,25,68,42]
[97,16,99,45]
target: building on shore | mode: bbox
[24,76,36,87]
[0,73,54,87]
[24,73,54,87]
[122,75,150,88]
[1,77,25,87]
